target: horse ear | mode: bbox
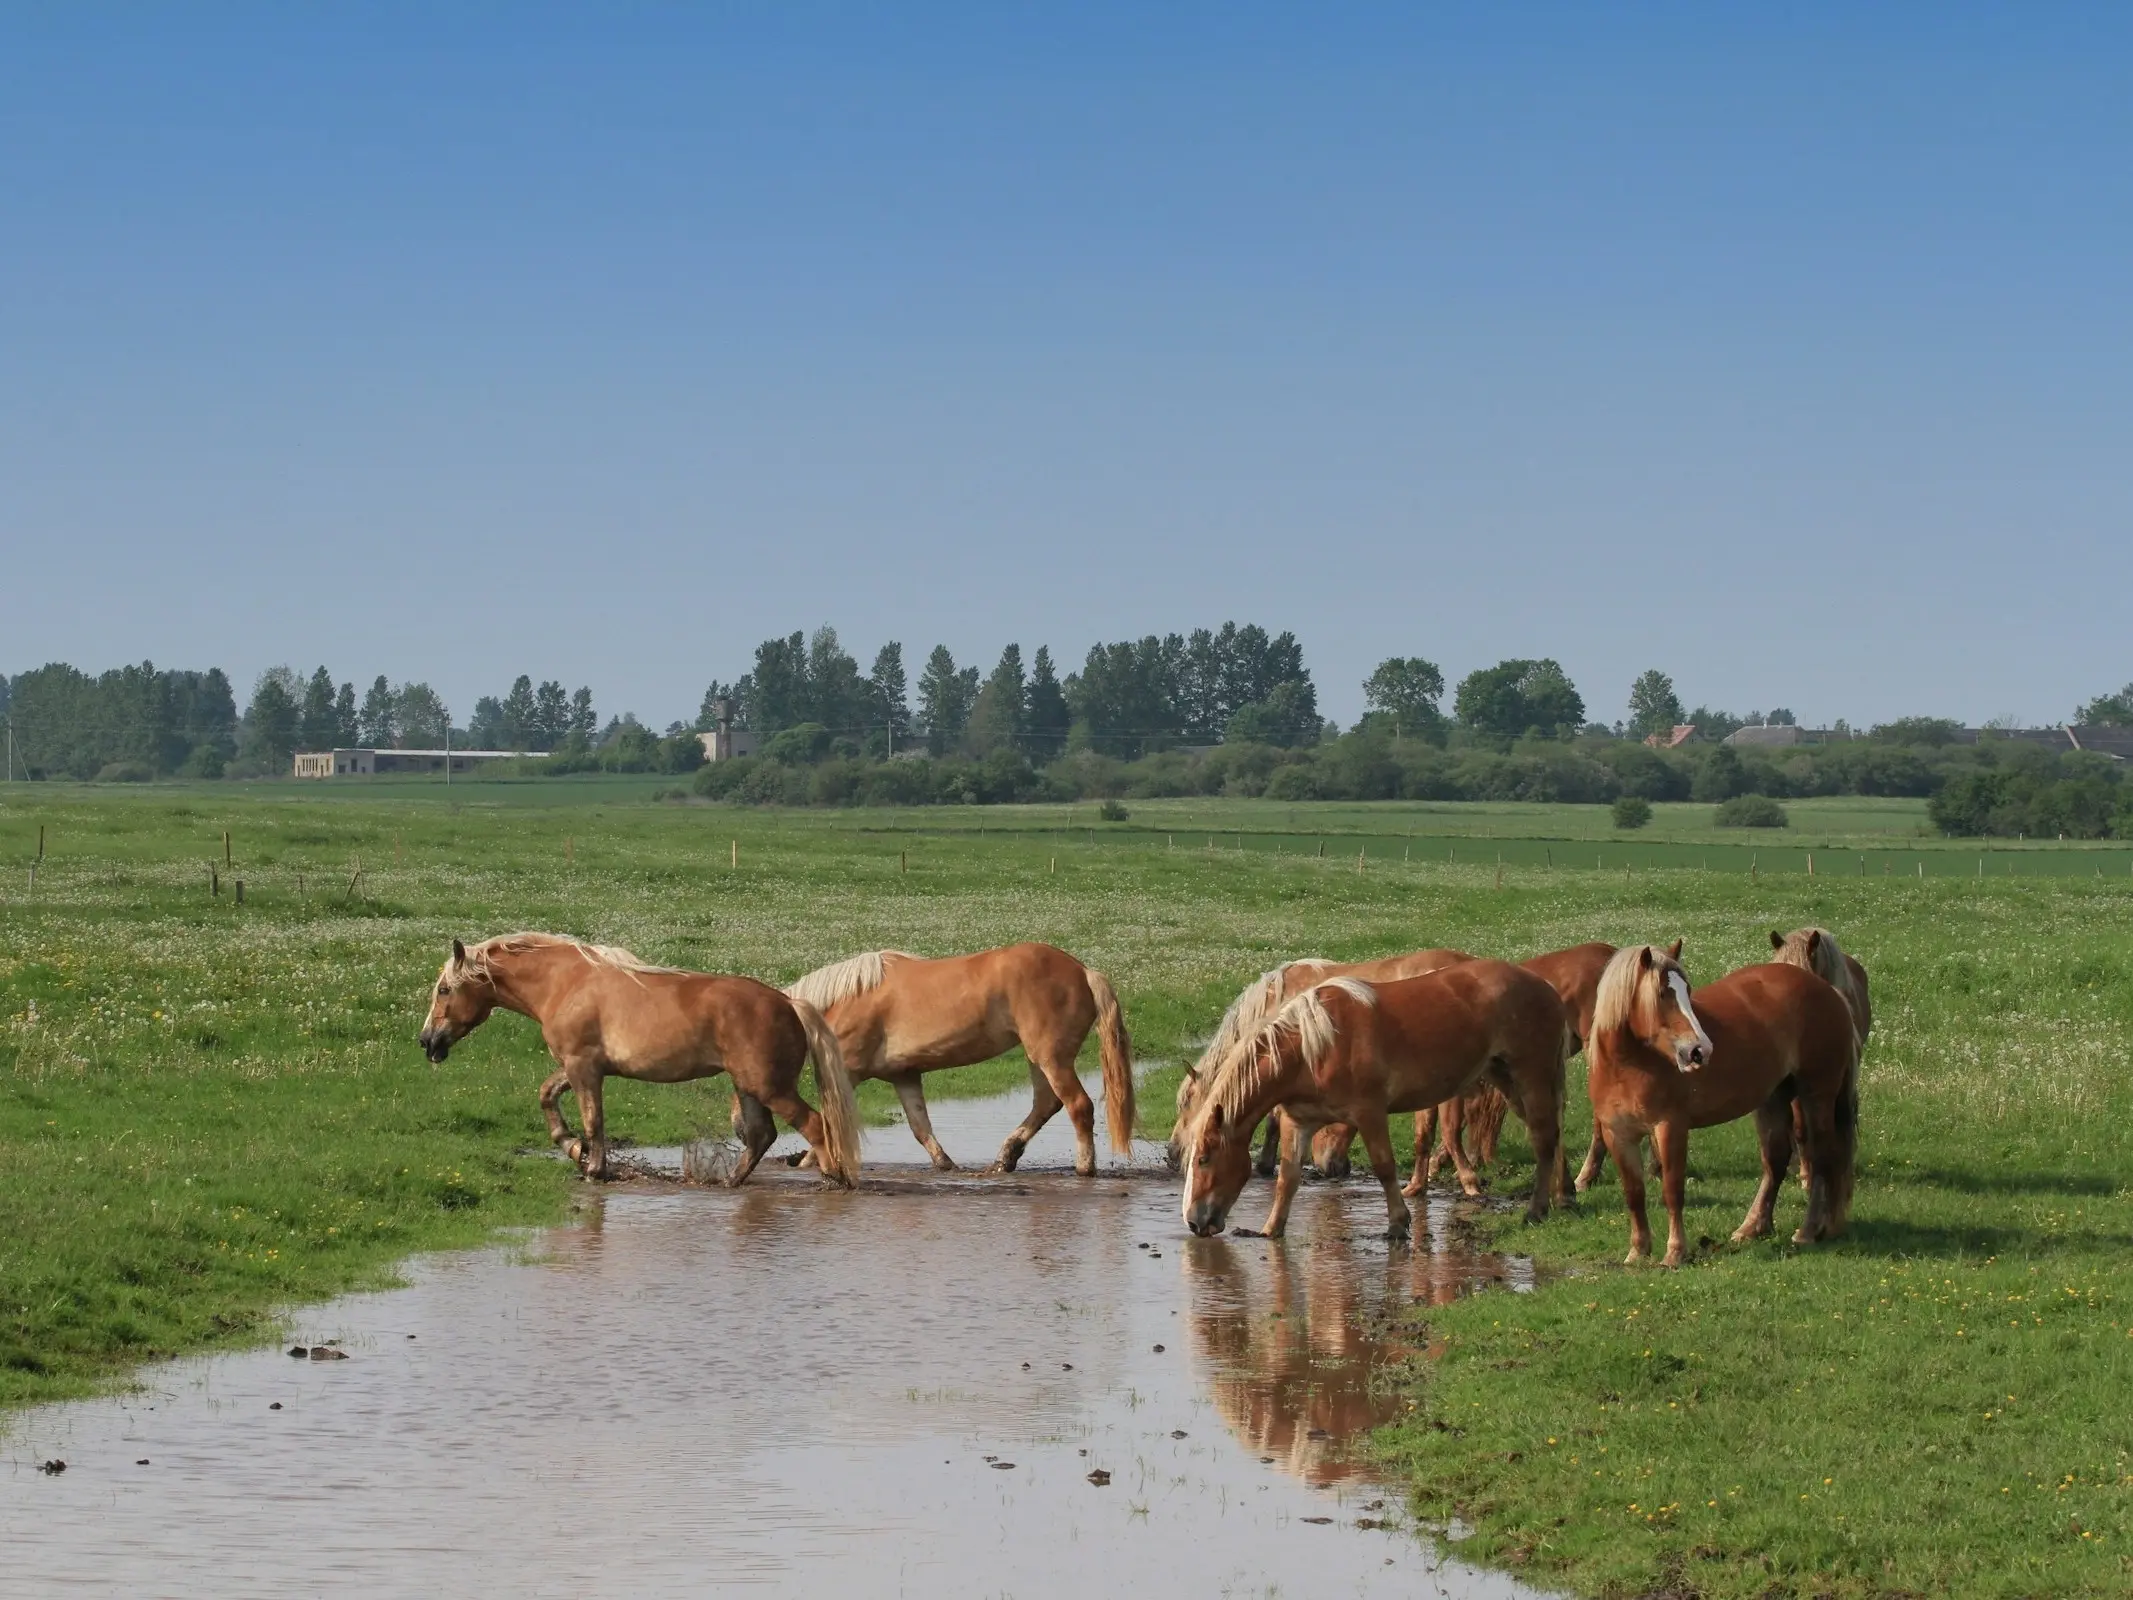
[451,938,467,967]
[1769,929,1784,950]
[1208,1103,1225,1132]
[1665,939,1683,961]
[1806,930,1823,956]
[1635,945,1654,970]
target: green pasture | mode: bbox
[3,779,2131,1597]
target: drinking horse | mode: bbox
[784,942,1133,1175]
[418,933,861,1186]
[1181,961,1568,1242]
[1169,950,1470,1174]
[1584,943,1858,1267]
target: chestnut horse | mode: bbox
[1169,950,1470,1173]
[1410,940,1616,1197]
[785,943,1133,1175]
[1770,927,1872,1045]
[1181,961,1568,1242]
[419,933,861,1185]
[1585,943,1858,1267]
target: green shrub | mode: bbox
[93,761,154,783]
[1714,793,1788,828]
[1610,795,1652,829]
[1097,798,1129,821]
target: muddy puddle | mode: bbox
[1,1084,1555,1597]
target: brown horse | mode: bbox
[1585,943,1858,1267]
[419,933,861,1186]
[1410,940,1616,1197]
[1181,961,1568,1241]
[1769,927,1872,1045]
[1169,949,1470,1173]
[784,942,1133,1175]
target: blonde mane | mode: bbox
[1591,945,1670,1038]
[1772,927,1869,1039]
[1186,958,1337,1085]
[458,932,683,983]
[1189,978,1374,1164]
[786,949,914,1011]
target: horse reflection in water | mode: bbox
[1184,1209,1535,1487]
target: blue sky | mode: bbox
[4,5,2128,729]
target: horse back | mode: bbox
[871,941,1094,1065]
[561,968,801,1079]
[1696,963,1857,1101]
[1520,941,1614,1043]
[1360,960,1562,1112]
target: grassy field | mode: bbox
[4,778,2131,1596]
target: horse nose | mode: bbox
[1689,1044,1706,1066]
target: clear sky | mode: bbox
[4,5,2128,730]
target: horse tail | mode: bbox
[1830,1034,1861,1231]
[791,996,862,1187]
[1085,967,1136,1156]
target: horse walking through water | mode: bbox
[1169,950,1470,1174]
[1411,940,1617,1197]
[418,933,861,1186]
[1584,942,1858,1267]
[784,942,1133,1175]
[1180,960,1569,1242]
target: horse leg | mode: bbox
[538,1068,576,1155]
[993,1062,1063,1174]
[1253,1115,1284,1178]
[1604,1121,1652,1264]
[889,1072,957,1171]
[1260,1116,1311,1238]
[1353,1108,1414,1243]
[756,1082,847,1188]
[1402,1107,1436,1197]
[569,1071,609,1179]
[1314,1124,1354,1181]
[1654,1120,1690,1267]
[1574,1121,1610,1194]
[724,1091,779,1188]
[1036,1054,1099,1176]
[1438,1095,1485,1197]
[1793,1086,1840,1245]
[1516,1072,1564,1226]
[1731,1092,1794,1243]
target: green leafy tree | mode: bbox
[499,675,538,748]
[569,686,597,744]
[467,697,506,748]
[966,644,1027,755]
[395,683,450,747]
[917,646,979,755]
[332,680,358,745]
[298,667,341,751]
[1626,670,1685,739]
[869,643,911,747]
[531,681,569,748]
[749,633,810,732]
[359,676,398,746]
[805,626,869,731]
[2079,683,2133,726]
[1455,658,1585,739]
[1362,657,1446,737]
[1024,646,1071,760]
[243,667,302,766]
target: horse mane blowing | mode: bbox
[1189,978,1375,1166]
[786,949,914,1011]
[1590,944,1675,1039]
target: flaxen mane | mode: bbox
[1185,958,1337,1086]
[1591,945,1671,1038]
[1770,927,1869,1042]
[786,949,915,1011]
[461,932,682,982]
[1194,977,1375,1148]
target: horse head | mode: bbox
[1597,940,1712,1073]
[1167,1068,1206,1171]
[418,938,496,1063]
[1182,1096,1255,1237]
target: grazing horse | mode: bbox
[1412,940,1617,1197]
[784,942,1133,1175]
[419,933,861,1186]
[1169,950,1471,1173]
[1585,943,1858,1267]
[1181,961,1568,1242]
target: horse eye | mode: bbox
[437,984,449,998]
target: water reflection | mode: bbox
[1186,1188,1537,1486]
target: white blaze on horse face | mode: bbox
[1665,971,1713,1071]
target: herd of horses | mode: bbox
[416,924,1869,1268]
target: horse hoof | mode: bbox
[562,1139,583,1164]
[1790,1227,1815,1246]
[931,1156,958,1173]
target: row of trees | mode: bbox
[703,623,1322,760]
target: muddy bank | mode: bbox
[2,1090,1555,1597]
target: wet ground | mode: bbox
[0,1086,1555,1598]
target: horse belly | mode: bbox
[885,1016,1018,1074]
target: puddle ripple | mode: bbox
[2,1091,1555,1598]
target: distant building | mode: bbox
[1642,724,1698,749]
[293,748,545,778]
[697,728,760,761]
[1723,724,1803,749]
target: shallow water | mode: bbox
[0,1086,1555,1598]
